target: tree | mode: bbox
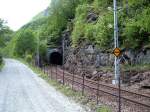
[15,30,37,57]
[0,19,13,47]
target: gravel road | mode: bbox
[0,59,86,112]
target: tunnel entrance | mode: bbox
[49,52,62,65]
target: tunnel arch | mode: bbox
[49,51,62,65]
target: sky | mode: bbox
[0,0,51,31]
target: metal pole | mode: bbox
[56,65,57,80]
[81,60,85,96]
[62,38,65,85]
[51,64,52,79]
[113,0,121,112]
[126,0,129,15]
[82,74,85,96]
[119,75,121,112]
[113,0,120,85]
[97,74,100,105]
[72,70,75,90]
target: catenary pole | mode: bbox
[113,0,121,112]
[113,0,120,85]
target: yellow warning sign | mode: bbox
[113,48,121,57]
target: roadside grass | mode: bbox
[0,61,4,71]
[96,106,111,112]
[121,64,150,72]
[18,58,111,112]
[97,64,150,73]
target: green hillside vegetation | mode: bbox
[2,0,150,62]
[72,0,150,49]
[0,19,13,66]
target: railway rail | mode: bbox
[42,65,150,112]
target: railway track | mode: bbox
[44,66,150,112]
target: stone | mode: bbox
[86,12,98,23]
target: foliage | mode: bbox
[71,2,114,48]
[45,0,80,46]
[25,54,32,63]
[0,19,13,48]
[14,30,37,57]
[39,40,47,62]
[71,0,150,49]
[2,34,17,57]
[96,106,111,112]
[0,51,2,65]
[123,7,150,49]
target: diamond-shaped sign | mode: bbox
[113,48,121,57]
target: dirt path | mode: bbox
[0,59,86,112]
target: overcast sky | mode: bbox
[0,0,51,31]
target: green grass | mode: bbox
[96,106,111,112]
[97,66,113,72]
[18,58,112,112]
[122,64,150,72]
[0,61,4,71]
[97,64,150,73]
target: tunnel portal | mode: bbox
[47,48,63,65]
[48,50,62,65]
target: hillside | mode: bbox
[3,0,150,85]
[31,7,51,22]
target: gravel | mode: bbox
[0,59,86,112]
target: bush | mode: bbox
[0,51,3,71]
[0,51,3,65]
[0,56,2,65]
[25,54,32,64]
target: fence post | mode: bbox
[51,64,52,79]
[63,65,65,85]
[56,65,57,81]
[82,73,85,96]
[72,70,75,90]
[44,64,45,74]
[46,65,48,76]
[97,74,100,105]
[47,66,49,76]
[47,66,49,77]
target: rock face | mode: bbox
[61,30,150,86]
[86,12,98,23]
[63,43,114,79]
[124,48,150,64]
[136,50,150,64]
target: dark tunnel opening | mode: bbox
[49,52,62,65]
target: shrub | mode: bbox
[25,54,32,64]
[0,50,3,65]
